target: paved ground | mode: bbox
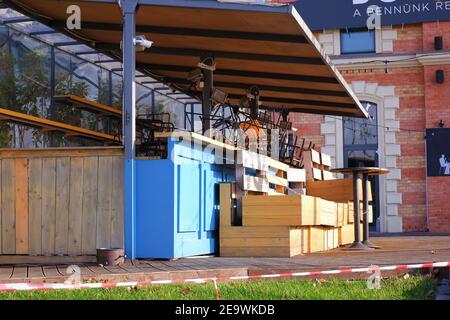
[0,236,449,284]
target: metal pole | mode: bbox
[120,0,139,259]
[250,97,259,120]
[201,60,213,136]
[362,174,380,249]
[362,174,369,243]
[349,173,368,249]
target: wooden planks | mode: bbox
[1,159,16,254]
[55,157,70,255]
[0,108,120,143]
[97,157,113,249]
[0,160,2,255]
[15,158,29,254]
[243,195,316,227]
[0,151,124,257]
[110,156,124,249]
[220,226,308,257]
[68,157,83,255]
[29,158,43,255]
[81,157,99,255]
[306,178,371,203]
[41,158,56,255]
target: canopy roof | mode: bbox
[4,0,368,118]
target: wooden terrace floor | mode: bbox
[0,236,449,284]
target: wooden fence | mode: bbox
[0,147,124,256]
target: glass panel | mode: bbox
[341,29,375,54]
[0,18,190,148]
[343,102,377,146]
[346,149,377,168]
[154,92,185,130]
[111,72,123,109]
[136,83,153,116]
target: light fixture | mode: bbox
[247,86,260,99]
[239,96,250,109]
[436,70,445,84]
[439,120,445,128]
[211,88,228,105]
[435,36,443,50]
[198,57,216,71]
[133,35,153,52]
[187,68,203,83]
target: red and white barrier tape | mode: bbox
[0,261,449,292]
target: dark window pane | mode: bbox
[343,102,377,146]
[346,149,377,168]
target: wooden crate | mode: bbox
[220,226,308,257]
[306,178,372,203]
[243,195,338,227]
[338,223,364,246]
[337,203,347,227]
[315,198,338,227]
[242,195,315,227]
[309,226,339,253]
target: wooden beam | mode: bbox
[96,43,325,65]
[50,20,308,44]
[0,108,120,143]
[0,147,123,159]
[53,95,122,118]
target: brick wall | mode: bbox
[293,22,450,232]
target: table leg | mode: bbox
[347,173,370,250]
[362,174,381,249]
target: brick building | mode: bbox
[292,2,450,233]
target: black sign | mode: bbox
[294,0,450,30]
[426,128,450,177]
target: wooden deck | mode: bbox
[0,236,449,284]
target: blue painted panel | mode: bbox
[177,163,201,233]
[135,160,175,259]
[203,165,222,232]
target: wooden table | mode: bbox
[331,167,390,250]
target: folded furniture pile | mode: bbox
[219,149,371,257]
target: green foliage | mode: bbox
[0,49,50,147]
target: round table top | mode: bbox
[331,167,390,176]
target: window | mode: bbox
[340,28,375,54]
[343,102,378,147]
[343,102,379,230]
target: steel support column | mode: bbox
[201,59,214,136]
[120,0,139,259]
[250,97,259,120]
[349,173,368,249]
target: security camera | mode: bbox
[133,35,153,51]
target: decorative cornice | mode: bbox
[331,51,450,71]
[417,53,450,66]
